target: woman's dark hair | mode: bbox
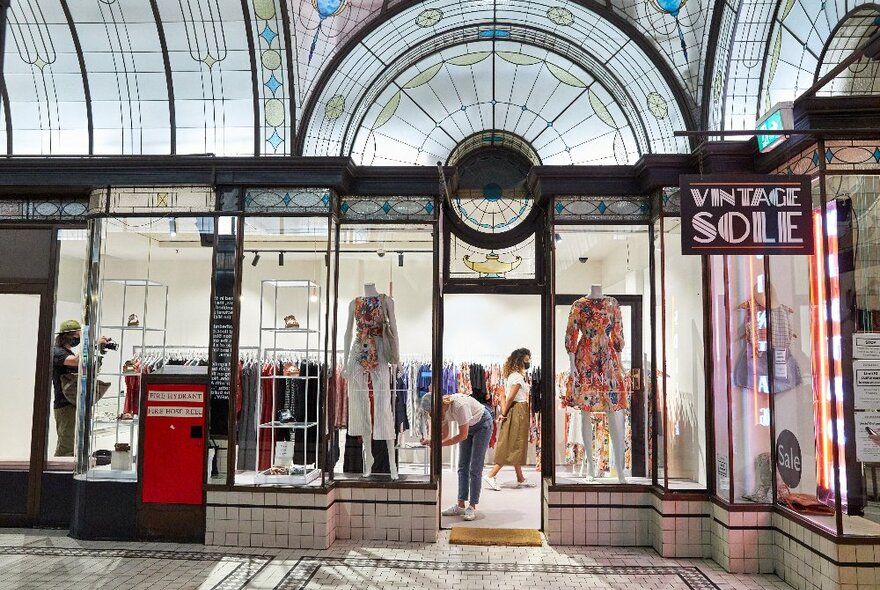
[55,331,78,348]
[503,347,531,378]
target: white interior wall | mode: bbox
[0,294,41,462]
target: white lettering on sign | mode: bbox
[147,390,204,403]
[147,406,204,418]
[854,333,880,360]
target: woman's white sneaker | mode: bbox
[484,476,501,491]
[441,504,465,516]
[463,507,477,521]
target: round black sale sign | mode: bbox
[776,429,802,488]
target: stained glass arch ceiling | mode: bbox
[301,0,693,162]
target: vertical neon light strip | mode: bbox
[810,204,845,503]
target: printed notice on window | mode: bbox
[854,333,880,360]
[855,360,880,411]
[147,390,204,403]
[855,413,880,462]
[147,406,204,418]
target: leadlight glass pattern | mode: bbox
[291,0,385,126]
[815,6,880,97]
[249,0,291,154]
[554,196,651,222]
[772,143,820,177]
[66,1,171,155]
[156,0,255,155]
[340,196,436,221]
[762,1,878,113]
[3,0,89,154]
[0,198,88,221]
[302,0,690,161]
[449,234,535,280]
[661,187,681,214]
[96,186,216,214]
[608,1,712,103]
[244,188,331,213]
[823,140,880,172]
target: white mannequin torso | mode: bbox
[589,284,603,299]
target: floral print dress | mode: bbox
[564,296,628,412]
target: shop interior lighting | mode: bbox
[169,218,177,237]
[398,252,404,267]
[278,251,284,266]
[554,233,562,243]
[309,285,319,302]
[251,251,260,267]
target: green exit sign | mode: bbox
[755,102,793,152]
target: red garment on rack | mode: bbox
[123,360,146,415]
[257,362,276,471]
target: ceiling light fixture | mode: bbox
[554,233,562,243]
[251,251,261,267]
[278,251,285,266]
[169,218,177,237]
[398,252,404,267]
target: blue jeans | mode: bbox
[457,408,493,506]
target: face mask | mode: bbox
[71,338,81,348]
[523,362,531,370]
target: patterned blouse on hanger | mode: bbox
[564,296,628,412]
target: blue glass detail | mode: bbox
[479,29,510,39]
[482,183,503,202]
[264,73,282,95]
[481,134,504,144]
[597,201,608,214]
[825,148,834,163]
[282,193,292,206]
[260,25,278,46]
[873,148,880,163]
[460,105,467,111]
[555,202,564,214]
[382,201,392,214]
[267,130,283,150]
[425,201,434,214]
[341,201,350,213]
[316,0,343,18]
[811,151,820,167]
[655,0,684,17]
[639,201,650,212]
[322,193,330,205]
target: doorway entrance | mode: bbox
[440,293,543,530]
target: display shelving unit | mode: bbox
[88,278,167,481]
[255,279,322,485]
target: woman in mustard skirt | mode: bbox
[484,348,536,491]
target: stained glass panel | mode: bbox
[449,233,535,280]
[4,0,88,154]
[67,0,171,154]
[303,0,690,160]
[157,0,255,155]
[340,196,436,221]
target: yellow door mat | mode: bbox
[449,527,543,547]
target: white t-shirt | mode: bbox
[446,394,486,427]
[506,372,530,403]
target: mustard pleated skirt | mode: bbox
[494,401,529,466]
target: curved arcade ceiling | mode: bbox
[0,0,877,159]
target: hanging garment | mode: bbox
[565,296,628,412]
[236,361,260,471]
[732,302,803,393]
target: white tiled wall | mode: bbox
[708,503,775,573]
[542,483,710,556]
[334,487,439,543]
[205,489,335,550]
[771,513,880,590]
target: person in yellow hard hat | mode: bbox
[52,320,107,456]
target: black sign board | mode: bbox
[209,232,237,435]
[680,175,814,255]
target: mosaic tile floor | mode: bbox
[0,528,792,590]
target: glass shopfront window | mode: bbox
[331,223,434,483]
[235,216,331,487]
[655,217,707,490]
[79,216,213,481]
[553,225,652,484]
[46,229,88,470]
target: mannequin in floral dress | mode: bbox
[343,283,400,479]
[565,284,628,482]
